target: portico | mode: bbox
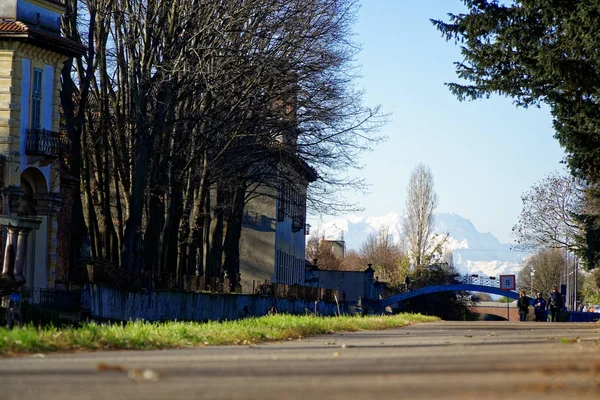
[0,215,41,282]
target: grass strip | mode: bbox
[0,313,438,355]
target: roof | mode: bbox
[0,21,85,56]
[0,21,28,33]
[45,0,66,6]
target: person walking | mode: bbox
[517,291,529,322]
[533,292,547,322]
[549,286,564,322]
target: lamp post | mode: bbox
[530,268,535,296]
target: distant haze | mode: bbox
[318,213,527,277]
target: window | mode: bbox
[31,68,43,129]
[275,249,305,285]
[277,186,285,222]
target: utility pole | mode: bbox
[564,248,570,310]
[573,255,579,311]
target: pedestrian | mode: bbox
[404,275,411,291]
[549,286,564,322]
[517,291,529,322]
[533,292,547,322]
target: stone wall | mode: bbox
[82,284,343,322]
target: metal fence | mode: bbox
[254,281,341,302]
[86,263,240,294]
[22,287,82,312]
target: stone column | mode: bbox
[13,229,30,283]
[1,227,19,276]
[35,193,62,289]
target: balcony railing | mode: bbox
[292,215,304,232]
[26,128,65,158]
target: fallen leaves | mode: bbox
[96,363,163,382]
[96,363,125,372]
[128,368,162,382]
[517,361,600,393]
[517,382,565,393]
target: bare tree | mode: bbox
[61,0,385,289]
[55,0,97,284]
[305,232,342,270]
[305,233,323,265]
[403,164,439,269]
[513,172,585,251]
[359,227,409,286]
[517,248,566,297]
[341,249,367,271]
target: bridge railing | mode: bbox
[382,273,502,298]
[455,275,500,288]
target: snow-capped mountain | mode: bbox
[318,212,526,277]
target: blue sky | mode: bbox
[316,1,565,243]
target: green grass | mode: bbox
[0,313,438,355]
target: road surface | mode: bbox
[1,321,600,399]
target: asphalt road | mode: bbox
[1,321,600,400]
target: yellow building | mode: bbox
[0,0,82,290]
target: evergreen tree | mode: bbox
[433,1,600,268]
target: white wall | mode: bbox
[20,60,53,190]
[19,57,30,174]
[19,58,52,289]
[40,64,53,189]
[26,216,48,289]
[33,216,48,288]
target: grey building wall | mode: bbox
[314,270,367,302]
[304,268,382,303]
[239,185,277,294]
[323,240,345,259]
[274,180,307,285]
[239,174,311,293]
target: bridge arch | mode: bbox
[381,284,534,308]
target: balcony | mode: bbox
[25,128,66,158]
[292,215,304,232]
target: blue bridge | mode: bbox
[374,275,532,310]
[372,274,600,322]
[381,283,523,308]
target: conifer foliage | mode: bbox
[433,0,600,268]
[433,0,600,181]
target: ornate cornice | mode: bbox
[0,22,85,57]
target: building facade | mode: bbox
[0,0,82,290]
[239,164,316,294]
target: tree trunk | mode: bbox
[222,183,246,291]
[206,185,224,280]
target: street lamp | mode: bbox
[530,268,535,296]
